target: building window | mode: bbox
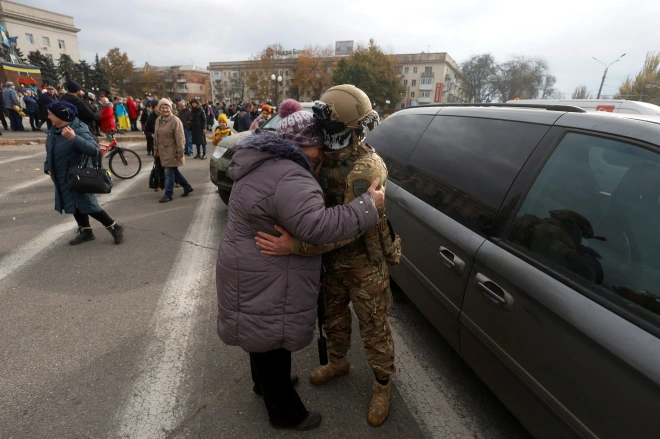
[412,80,416,86]
[285,70,289,76]
[425,66,432,73]
[404,67,409,74]
[200,85,203,91]
[42,36,50,47]
[58,39,65,50]
[413,67,418,74]
[25,33,34,44]
[420,91,430,97]
[403,79,408,86]
[397,66,402,73]
[286,80,290,86]
[411,92,415,98]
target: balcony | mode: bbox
[421,71,435,78]
[176,78,186,83]
[417,96,432,104]
[419,83,434,91]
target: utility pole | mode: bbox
[592,53,626,99]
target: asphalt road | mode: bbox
[0,142,532,439]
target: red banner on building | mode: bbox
[434,83,443,102]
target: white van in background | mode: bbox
[506,99,660,116]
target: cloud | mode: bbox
[19,0,660,99]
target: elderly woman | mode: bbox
[249,104,274,131]
[153,98,193,203]
[43,101,123,245]
[216,100,384,431]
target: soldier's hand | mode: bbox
[367,178,385,211]
[255,225,293,256]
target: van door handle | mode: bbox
[438,246,465,275]
[474,273,514,311]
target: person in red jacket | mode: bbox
[100,97,116,141]
[126,96,139,131]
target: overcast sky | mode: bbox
[19,0,660,99]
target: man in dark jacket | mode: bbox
[60,79,99,133]
[233,103,252,133]
[23,90,40,131]
[38,86,58,130]
[250,101,259,121]
[176,101,193,156]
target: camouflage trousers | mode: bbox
[321,257,396,380]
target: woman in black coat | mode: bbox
[189,99,207,159]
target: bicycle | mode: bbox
[98,130,142,179]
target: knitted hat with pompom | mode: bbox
[276,100,321,146]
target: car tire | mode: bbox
[218,188,231,206]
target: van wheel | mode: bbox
[218,188,231,205]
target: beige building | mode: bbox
[208,51,463,109]
[128,63,211,102]
[0,0,81,64]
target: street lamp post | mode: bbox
[593,53,626,99]
[271,73,282,107]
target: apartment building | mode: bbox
[394,52,463,109]
[0,0,81,64]
[129,63,211,102]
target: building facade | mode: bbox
[128,63,211,102]
[208,51,463,109]
[0,0,81,64]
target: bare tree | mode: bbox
[572,85,592,99]
[540,74,563,99]
[491,56,551,102]
[460,54,496,102]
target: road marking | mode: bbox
[0,151,45,165]
[116,184,220,438]
[0,175,50,198]
[389,319,474,439]
[0,169,149,284]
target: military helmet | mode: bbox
[314,85,375,132]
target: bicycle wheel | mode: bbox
[108,148,142,179]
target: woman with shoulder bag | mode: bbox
[43,101,124,245]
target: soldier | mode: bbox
[255,85,401,427]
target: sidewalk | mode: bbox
[0,129,147,146]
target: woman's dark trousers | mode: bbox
[250,348,307,427]
[73,208,114,228]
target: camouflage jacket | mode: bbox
[291,141,388,263]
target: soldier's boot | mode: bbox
[367,379,392,427]
[309,355,350,385]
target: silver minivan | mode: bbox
[369,104,660,439]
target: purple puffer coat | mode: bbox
[216,130,379,353]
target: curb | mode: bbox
[0,135,148,146]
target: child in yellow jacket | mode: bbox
[212,113,233,146]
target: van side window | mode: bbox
[402,116,549,235]
[509,132,660,322]
[367,114,433,183]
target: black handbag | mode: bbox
[149,157,164,189]
[67,150,113,194]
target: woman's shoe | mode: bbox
[194,154,200,159]
[201,154,207,160]
[271,412,322,431]
[69,227,95,245]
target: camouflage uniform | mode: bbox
[292,139,396,380]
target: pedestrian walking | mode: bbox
[126,96,139,131]
[114,98,130,132]
[153,99,193,203]
[43,101,124,245]
[38,85,58,130]
[215,105,383,431]
[4,82,25,131]
[23,90,40,131]
[176,101,193,156]
[189,99,207,159]
[254,89,398,427]
[233,102,252,133]
[99,97,116,141]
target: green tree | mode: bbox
[93,53,111,94]
[13,47,26,64]
[615,51,660,105]
[460,54,496,103]
[572,85,592,99]
[27,50,58,86]
[100,48,134,94]
[75,59,94,90]
[332,38,406,108]
[58,53,78,84]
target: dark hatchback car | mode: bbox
[367,104,660,439]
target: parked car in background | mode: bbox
[209,103,314,205]
[367,103,660,439]
[507,98,660,116]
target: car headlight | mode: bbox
[213,145,227,159]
